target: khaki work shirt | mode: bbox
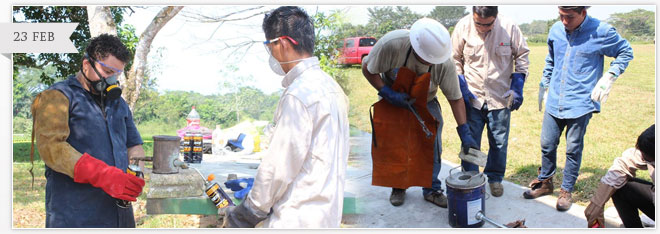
[363,29,462,103]
[452,14,530,110]
[601,148,655,203]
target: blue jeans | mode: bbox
[422,99,444,195]
[538,111,592,192]
[460,103,511,183]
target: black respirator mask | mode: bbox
[81,54,123,100]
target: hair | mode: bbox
[558,6,588,13]
[472,6,498,18]
[262,6,315,55]
[85,34,131,63]
[636,124,655,161]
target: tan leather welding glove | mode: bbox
[31,90,83,178]
[584,182,617,228]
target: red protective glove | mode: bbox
[73,153,145,201]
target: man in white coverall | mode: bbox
[222,6,350,228]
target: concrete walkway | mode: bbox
[184,132,626,228]
[344,132,625,228]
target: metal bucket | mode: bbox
[152,135,182,174]
[445,167,486,228]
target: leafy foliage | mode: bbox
[312,9,351,95]
[12,6,135,85]
[608,9,655,42]
[427,6,468,29]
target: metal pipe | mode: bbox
[405,103,433,138]
[476,211,507,228]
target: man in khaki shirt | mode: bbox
[584,124,654,228]
[363,18,478,208]
[451,6,530,197]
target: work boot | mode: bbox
[556,189,572,211]
[423,190,447,208]
[390,188,406,206]
[523,177,554,199]
[489,182,503,197]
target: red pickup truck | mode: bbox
[337,37,377,66]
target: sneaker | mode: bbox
[489,182,503,197]
[423,190,447,208]
[389,188,406,206]
[556,189,572,211]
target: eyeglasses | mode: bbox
[474,19,496,27]
[87,55,123,77]
[263,36,299,55]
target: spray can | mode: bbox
[205,174,235,209]
[116,164,143,208]
[193,133,203,163]
[183,133,193,163]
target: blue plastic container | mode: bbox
[445,168,486,228]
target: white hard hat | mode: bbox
[409,18,451,64]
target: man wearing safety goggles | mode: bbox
[31,34,146,227]
[451,6,530,197]
[222,6,350,228]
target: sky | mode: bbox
[123,5,656,96]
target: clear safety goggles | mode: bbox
[263,36,299,55]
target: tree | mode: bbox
[121,6,184,111]
[13,6,182,111]
[608,9,655,41]
[365,6,422,39]
[427,6,468,29]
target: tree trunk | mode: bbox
[87,6,117,36]
[123,6,184,111]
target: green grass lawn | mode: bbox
[346,44,655,207]
[12,44,655,227]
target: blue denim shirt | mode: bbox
[542,15,633,119]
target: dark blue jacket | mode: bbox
[45,75,143,227]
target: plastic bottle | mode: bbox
[186,106,200,127]
[253,134,261,152]
[212,125,225,156]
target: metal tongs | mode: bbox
[405,98,433,138]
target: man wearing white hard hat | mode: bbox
[363,18,477,207]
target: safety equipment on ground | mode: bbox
[456,123,478,154]
[503,73,526,111]
[584,182,617,228]
[409,18,452,64]
[538,80,548,112]
[378,85,412,108]
[73,153,145,201]
[591,72,618,104]
[225,178,254,200]
[458,74,476,108]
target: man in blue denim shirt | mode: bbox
[523,6,633,212]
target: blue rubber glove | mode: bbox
[378,85,410,108]
[224,178,254,200]
[456,123,478,154]
[458,74,476,108]
[504,73,526,111]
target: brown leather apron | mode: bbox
[370,47,438,189]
